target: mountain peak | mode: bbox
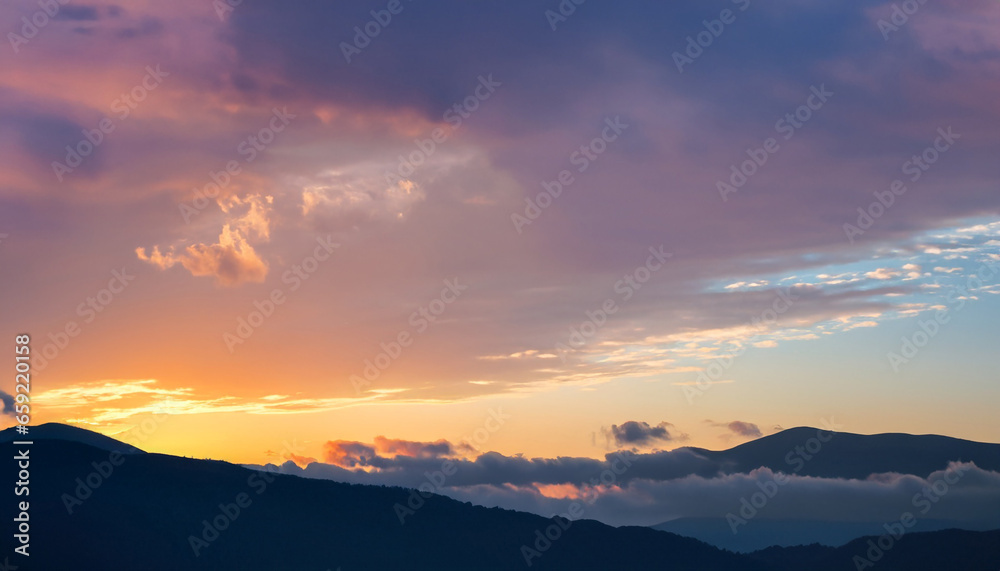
[0,422,144,454]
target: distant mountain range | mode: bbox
[681,426,1000,479]
[2,423,998,570]
[651,516,1000,553]
[648,426,1000,551]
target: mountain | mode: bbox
[651,516,1000,553]
[644,427,1000,551]
[0,426,764,571]
[681,426,1000,479]
[252,425,1000,552]
[2,424,999,570]
[0,421,145,454]
[747,528,1000,571]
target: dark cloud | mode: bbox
[215,0,1000,275]
[706,420,762,438]
[252,426,1000,530]
[219,0,998,153]
[0,391,15,416]
[221,1,868,120]
[263,428,1000,495]
[606,421,676,446]
[726,421,763,438]
[321,436,473,468]
[440,463,1000,530]
[273,447,721,489]
[323,440,376,468]
[115,16,164,39]
[259,456,1000,530]
[373,436,471,458]
[0,110,101,175]
[225,0,630,126]
[54,5,99,21]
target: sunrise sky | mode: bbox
[1,0,998,467]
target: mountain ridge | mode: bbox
[0,422,145,454]
[3,423,999,569]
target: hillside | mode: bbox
[3,424,998,570]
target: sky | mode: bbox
[1,0,999,485]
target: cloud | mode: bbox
[260,453,1000,530]
[438,462,1000,529]
[866,268,902,280]
[137,223,268,286]
[319,435,475,468]
[249,421,1000,532]
[301,175,425,221]
[32,379,426,425]
[4,0,1000,443]
[137,194,272,286]
[285,453,318,467]
[725,281,769,290]
[55,5,99,21]
[0,111,95,172]
[373,436,471,459]
[903,263,923,279]
[323,440,376,468]
[265,449,317,468]
[281,447,721,489]
[0,390,15,416]
[605,421,676,446]
[263,437,1000,492]
[726,421,763,438]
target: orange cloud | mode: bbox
[373,436,471,458]
[323,440,376,467]
[137,193,272,286]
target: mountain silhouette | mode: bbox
[652,516,1000,553]
[0,421,145,454]
[650,427,1000,550]
[2,424,998,570]
[681,426,1000,479]
[746,528,1000,571]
